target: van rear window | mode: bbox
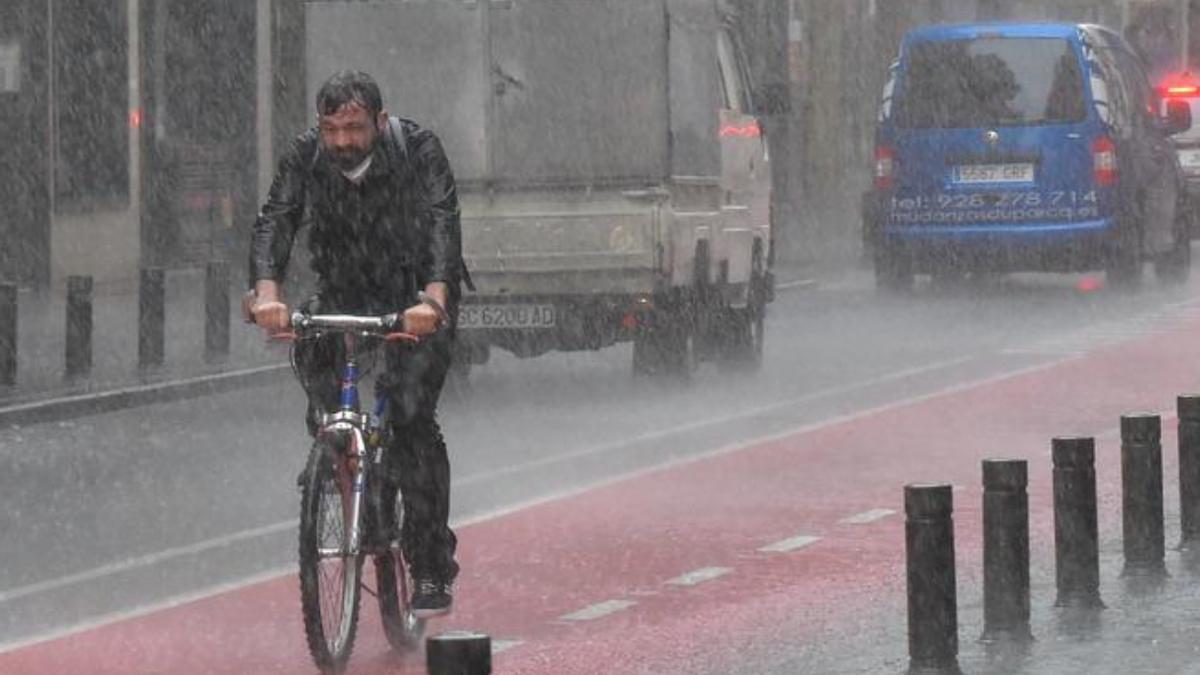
[897,38,1086,128]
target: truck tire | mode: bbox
[632,322,695,379]
[717,245,766,369]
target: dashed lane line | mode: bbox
[665,567,733,587]
[839,508,897,525]
[759,535,822,553]
[559,599,638,622]
[491,639,524,655]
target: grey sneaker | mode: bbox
[411,578,453,617]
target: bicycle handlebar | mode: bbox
[291,312,403,332]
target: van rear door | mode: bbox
[888,36,1101,231]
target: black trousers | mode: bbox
[294,299,459,584]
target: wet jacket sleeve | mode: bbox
[248,133,312,285]
[410,129,463,287]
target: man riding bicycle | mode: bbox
[246,70,465,616]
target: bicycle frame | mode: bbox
[299,317,405,559]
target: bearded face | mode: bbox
[318,101,384,171]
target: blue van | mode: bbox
[865,23,1193,290]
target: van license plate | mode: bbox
[953,163,1034,184]
[459,304,556,329]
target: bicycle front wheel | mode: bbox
[299,439,363,673]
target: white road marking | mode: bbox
[759,535,821,553]
[491,639,523,654]
[840,508,896,524]
[0,519,298,605]
[665,567,732,587]
[559,599,637,622]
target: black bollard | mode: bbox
[1122,413,1166,578]
[1052,437,1103,608]
[426,631,491,675]
[204,260,229,360]
[64,275,92,379]
[905,484,960,674]
[138,267,165,368]
[1179,396,1200,548]
[0,282,15,386]
[981,459,1032,643]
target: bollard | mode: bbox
[64,275,92,378]
[426,631,491,675]
[138,267,165,368]
[0,282,15,386]
[1052,437,1103,608]
[204,260,229,360]
[1121,413,1166,578]
[981,459,1032,643]
[1179,396,1200,548]
[905,484,960,674]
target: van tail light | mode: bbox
[1092,136,1117,186]
[874,145,896,190]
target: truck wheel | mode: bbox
[717,252,766,369]
[632,322,695,379]
[875,246,914,293]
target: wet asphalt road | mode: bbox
[3,263,1200,650]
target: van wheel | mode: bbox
[1106,221,1143,290]
[875,246,914,293]
[1154,211,1192,285]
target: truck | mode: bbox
[305,0,774,378]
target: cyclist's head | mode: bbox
[316,70,387,172]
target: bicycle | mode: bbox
[276,309,427,673]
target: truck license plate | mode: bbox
[1179,149,1200,170]
[953,163,1034,184]
[459,304,556,329]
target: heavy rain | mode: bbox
[5,1,1200,674]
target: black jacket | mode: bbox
[249,117,465,309]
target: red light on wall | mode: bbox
[129,108,143,129]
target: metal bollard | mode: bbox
[426,631,491,675]
[1052,437,1103,608]
[64,275,92,379]
[1179,396,1200,548]
[138,267,165,368]
[981,459,1032,643]
[905,484,960,674]
[1121,413,1166,578]
[0,282,15,386]
[204,260,229,360]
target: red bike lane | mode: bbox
[5,307,1200,674]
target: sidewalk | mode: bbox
[0,267,286,426]
[0,261,828,428]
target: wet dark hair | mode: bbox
[315,70,384,117]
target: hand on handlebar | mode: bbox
[402,301,443,337]
[250,298,291,333]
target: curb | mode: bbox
[0,364,291,428]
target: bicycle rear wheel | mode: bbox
[299,439,363,673]
[375,489,426,650]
